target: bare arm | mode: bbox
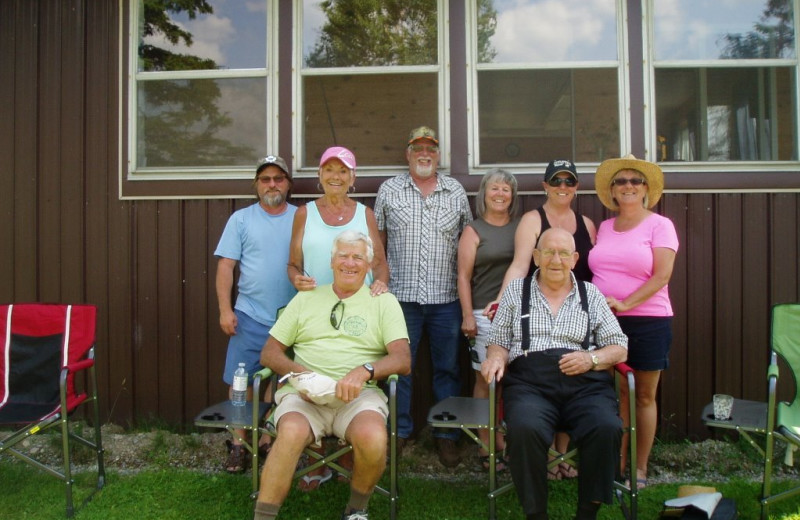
[365,207,389,295]
[481,344,510,383]
[216,257,238,336]
[287,205,317,291]
[606,247,676,313]
[558,344,628,376]
[457,225,480,337]
[260,336,306,376]
[483,210,542,315]
[336,338,411,402]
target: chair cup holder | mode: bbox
[706,413,732,421]
[201,412,225,421]
[433,411,455,422]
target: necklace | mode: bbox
[322,201,348,221]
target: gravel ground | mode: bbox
[5,422,799,485]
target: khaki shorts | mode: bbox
[273,388,388,446]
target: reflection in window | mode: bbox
[303,74,438,167]
[479,0,617,63]
[654,0,794,60]
[137,78,264,168]
[478,69,619,164]
[655,68,796,161]
[137,0,267,71]
[303,0,438,67]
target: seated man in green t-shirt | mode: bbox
[254,230,411,520]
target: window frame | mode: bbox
[291,0,450,179]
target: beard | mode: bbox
[261,191,286,207]
[412,162,435,178]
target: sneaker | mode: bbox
[341,510,369,520]
[435,437,462,468]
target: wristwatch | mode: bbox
[362,363,375,380]
[590,353,600,368]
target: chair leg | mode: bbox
[60,414,75,518]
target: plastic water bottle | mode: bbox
[231,363,248,407]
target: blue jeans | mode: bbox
[397,300,462,440]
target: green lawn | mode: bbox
[1,462,800,519]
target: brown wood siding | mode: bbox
[1,1,799,440]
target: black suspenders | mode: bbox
[520,276,591,354]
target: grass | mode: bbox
[1,462,800,519]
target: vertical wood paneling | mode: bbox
[157,202,184,421]
[14,0,39,301]
[0,0,16,301]
[207,200,236,401]
[771,194,799,304]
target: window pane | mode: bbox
[655,67,796,161]
[478,69,619,163]
[478,0,618,63]
[303,0,438,67]
[136,78,266,168]
[303,74,438,167]
[654,0,795,60]
[137,0,267,71]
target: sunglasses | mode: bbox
[330,300,345,330]
[409,144,439,154]
[611,177,646,187]
[547,177,577,187]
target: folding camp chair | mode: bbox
[428,363,638,520]
[702,303,800,519]
[193,376,271,496]
[255,365,399,520]
[0,303,105,518]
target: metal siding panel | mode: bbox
[207,200,235,402]
[14,0,39,301]
[742,194,770,401]
[134,201,160,419]
[183,200,211,418]
[157,201,184,422]
[771,194,798,304]
[0,0,16,301]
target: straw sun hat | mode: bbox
[595,154,664,210]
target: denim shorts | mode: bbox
[616,316,673,371]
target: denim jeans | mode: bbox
[397,300,462,440]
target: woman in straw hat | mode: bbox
[588,154,679,489]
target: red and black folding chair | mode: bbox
[0,303,105,517]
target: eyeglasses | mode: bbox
[611,177,646,187]
[547,177,577,187]
[257,174,288,184]
[537,249,574,259]
[330,300,345,330]
[409,144,439,154]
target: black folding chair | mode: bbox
[0,303,105,517]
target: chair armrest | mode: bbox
[66,358,94,373]
[614,363,633,376]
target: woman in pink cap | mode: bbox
[288,146,389,297]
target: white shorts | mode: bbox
[469,310,492,371]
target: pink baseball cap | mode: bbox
[319,146,357,170]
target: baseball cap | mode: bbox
[319,146,357,170]
[408,126,439,145]
[543,159,578,182]
[256,155,290,178]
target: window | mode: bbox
[297,0,444,173]
[128,0,275,177]
[469,0,624,167]
[651,0,798,162]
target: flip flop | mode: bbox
[297,467,333,492]
[479,455,507,473]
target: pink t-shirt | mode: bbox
[588,213,679,317]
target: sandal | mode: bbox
[547,466,562,480]
[297,466,333,492]
[558,462,578,479]
[224,440,250,474]
[479,455,507,473]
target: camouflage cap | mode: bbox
[407,126,439,145]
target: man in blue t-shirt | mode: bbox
[214,155,297,473]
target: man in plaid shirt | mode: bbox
[374,126,472,467]
[482,228,627,520]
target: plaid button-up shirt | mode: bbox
[375,173,472,304]
[488,272,628,364]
